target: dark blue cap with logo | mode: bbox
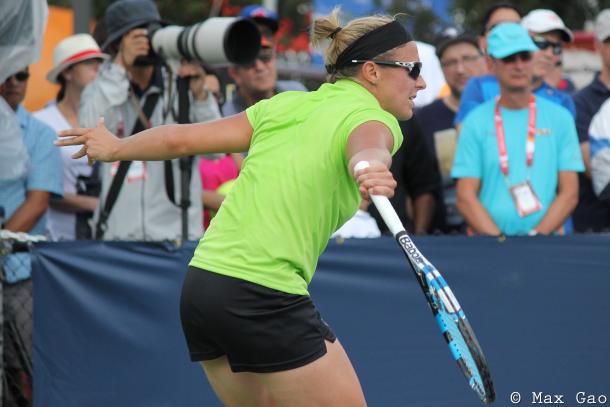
[240,5,279,34]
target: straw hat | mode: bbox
[47,34,109,84]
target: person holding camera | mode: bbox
[80,0,221,241]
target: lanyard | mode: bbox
[494,95,537,177]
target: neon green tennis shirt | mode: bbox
[189,79,403,295]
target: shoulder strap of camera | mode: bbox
[164,77,193,208]
[95,91,160,239]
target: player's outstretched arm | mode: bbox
[55,113,253,162]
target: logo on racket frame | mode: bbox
[397,233,425,266]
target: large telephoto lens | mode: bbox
[151,17,261,66]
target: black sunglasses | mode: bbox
[500,51,533,63]
[238,49,275,69]
[5,71,30,82]
[531,36,562,55]
[350,60,423,80]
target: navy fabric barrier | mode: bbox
[31,236,610,406]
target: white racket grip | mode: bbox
[353,161,406,237]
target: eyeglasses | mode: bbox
[238,49,275,69]
[531,36,562,55]
[499,52,532,64]
[5,71,30,82]
[440,54,482,69]
[350,60,423,80]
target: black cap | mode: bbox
[435,34,481,60]
[101,0,162,51]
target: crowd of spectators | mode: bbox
[1,0,609,242]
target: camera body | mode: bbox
[148,17,261,66]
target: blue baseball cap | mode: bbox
[240,5,279,34]
[487,22,539,59]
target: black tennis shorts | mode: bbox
[180,266,337,373]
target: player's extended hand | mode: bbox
[353,160,397,200]
[55,117,120,163]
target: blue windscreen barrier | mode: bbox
[32,236,610,406]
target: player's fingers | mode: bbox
[71,145,88,159]
[54,134,88,147]
[356,169,394,183]
[366,185,395,199]
[358,177,397,191]
[57,127,91,138]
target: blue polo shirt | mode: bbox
[0,105,63,234]
[455,75,576,125]
[452,96,584,235]
[0,105,62,282]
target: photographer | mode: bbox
[80,0,221,241]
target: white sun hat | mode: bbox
[47,33,109,83]
[521,9,573,43]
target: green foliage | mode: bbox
[452,0,610,33]
[48,0,245,24]
[47,0,610,41]
[48,0,312,47]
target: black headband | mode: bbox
[326,20,413,74]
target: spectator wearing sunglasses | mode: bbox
[452,23,583,236]
[521,9,575,94]
[454,3,523,126]
[223,17,307,117]
[455,10,575,128]
[0,67,63,399]
[0,68,63,240]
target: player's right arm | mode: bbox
[56,113,253,162]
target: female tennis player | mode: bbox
[57,8,425,407]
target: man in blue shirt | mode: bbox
[0,66,62,406]
[0,67,63,239]
[572,8,610,232]
[452,23,583,236]
[455,10,575,126]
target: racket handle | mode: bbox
[354,161,406,236]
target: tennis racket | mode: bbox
[355,161,495,404]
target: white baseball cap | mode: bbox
[47,34,109,84]
[521,9,573,43]
[594,9,610,42]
